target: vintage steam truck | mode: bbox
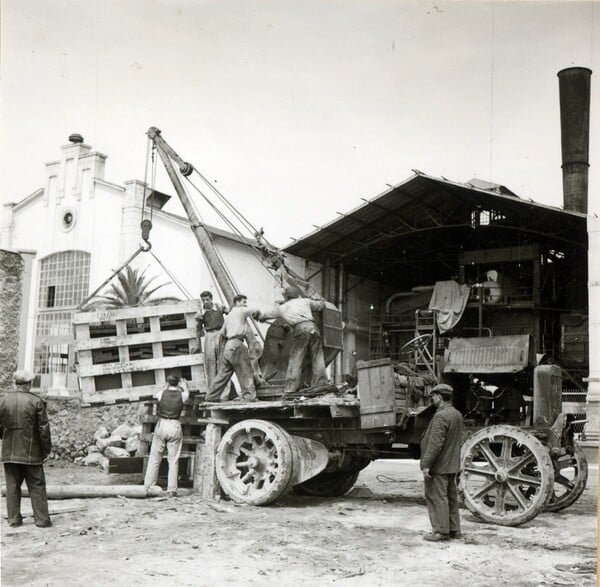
[74,112,590,527]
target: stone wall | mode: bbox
[46,399,142,461]
[0,249,23,391]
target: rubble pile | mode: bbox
[46,399,142,468]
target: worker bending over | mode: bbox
[144,375,189,497]
[192,290,227,388]
[206,294,259,402]
[275,286,328,394]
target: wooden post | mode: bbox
[193,422,222,500]
[137,402,155,457]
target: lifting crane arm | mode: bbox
[147,126,238,305]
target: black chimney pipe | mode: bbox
[558,67,592,214]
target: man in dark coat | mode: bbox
[420,383,463,541]
[0,370,52,527]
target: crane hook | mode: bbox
[141,219,153,242]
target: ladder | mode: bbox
[369,311,384,359]
[413,309,438,376]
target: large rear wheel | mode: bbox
[216,419,329,505]
[544,442,588,512]
[460,425,554,526]
[216,420,295,505]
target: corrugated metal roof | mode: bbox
[284,172,587,287]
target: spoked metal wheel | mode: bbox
[460,425,554,526]
[216,419,328,505]
[544,442,588,512]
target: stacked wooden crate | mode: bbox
[73,301,205,406]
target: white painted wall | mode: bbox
[1,138,317,378]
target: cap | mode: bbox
[14,370,36,384]
[430,383,453,399]
[283,286,301,300]
[166,375,180,385]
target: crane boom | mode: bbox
[147,126,238,305]
[146,126,343,382]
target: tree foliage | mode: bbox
[82,266,181,309]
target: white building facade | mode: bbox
[1,136,307,393]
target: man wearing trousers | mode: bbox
[206,294,259,402]
[192,290,227,389]
[420,383,464,542]
[0,370,52,528]
[275,286,328,394]
[144,376,189,496]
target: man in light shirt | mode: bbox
[275,286,328,394]
[206,294,259,402]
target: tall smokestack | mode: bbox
[558,67,591,213]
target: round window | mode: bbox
[61,209,77,231]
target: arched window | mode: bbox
[34,251,90,382]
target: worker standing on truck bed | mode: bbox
[144,375,189,497]
[275,286,328,394]
[206,294,259,402]
[192,290,227,389]
[420,383,463,542]
[0,370,52,528]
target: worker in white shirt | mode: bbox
[275,286,328,394]
[206,294,259,402]
[144,375,189,496]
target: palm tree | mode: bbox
[82,266,181,309]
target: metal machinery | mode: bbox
[118,128,588,526]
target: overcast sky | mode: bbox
[1,0,598,247]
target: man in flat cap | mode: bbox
[274,286,328,394]
[420,383,463,542]
[0,370,52,527]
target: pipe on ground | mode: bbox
[1,484,163,499]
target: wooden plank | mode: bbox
[202,397,360,411]
[72,300,201,324]
[81,382,206,405]
[108,456,145,474]
[358,360,396,429]
[79,353,204,377]
[293,405,318,418]
[75,324,95,393]
[150,316,167,387]
[361,404,395,415]
[357,358,391,369]
[329,404,359,418]
[116,319,133,388]
[182,436,204,444]
[75,328,197,351]
[79,377,96,394]
[194,423,222,499]
[140,414,211,426]
[195,417,230,426]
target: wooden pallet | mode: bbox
[73,301,206,406]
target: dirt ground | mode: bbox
[1,459,597,587]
